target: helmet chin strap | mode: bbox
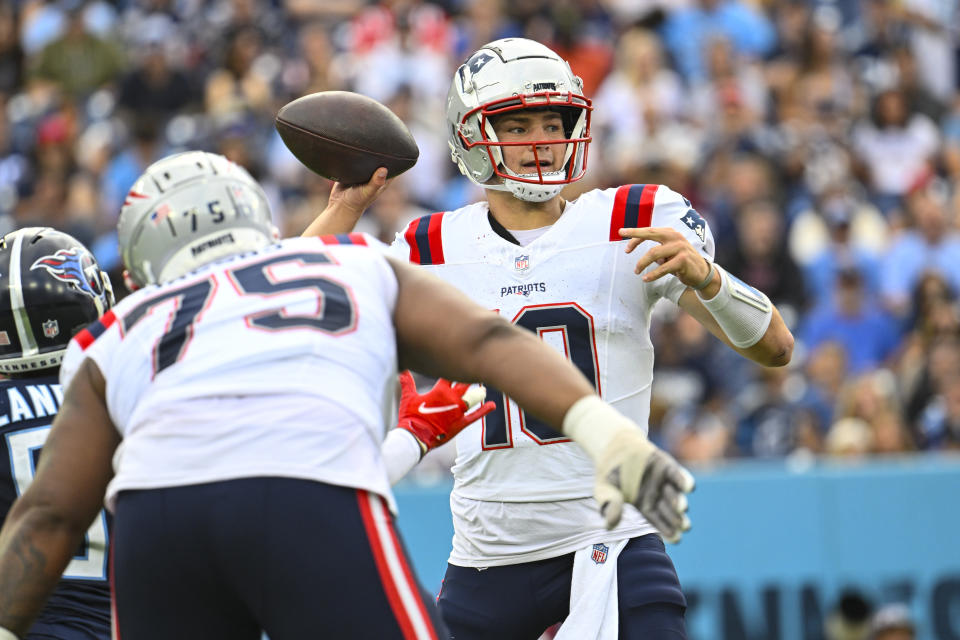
[485,168,566,203]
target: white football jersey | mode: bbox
[60,234,401,512]
[393,184,714,566]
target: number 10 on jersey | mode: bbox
[482,303,601,450]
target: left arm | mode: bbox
[620,227,794,368]
[0,359,119,637]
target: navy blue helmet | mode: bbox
[0,227,113,374]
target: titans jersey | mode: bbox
[60,234,402,512]
[393,184,715,565]
[0,374,111,638]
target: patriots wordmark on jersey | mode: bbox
[394,184,715,566]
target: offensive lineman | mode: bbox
[0,227,114,639]
[305,38,795,639]
[0,151,693,640]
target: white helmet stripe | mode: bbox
[8,233,38,357]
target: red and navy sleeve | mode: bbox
[401,213,446,265]
[608,184,659,242]
[73,310,118,351]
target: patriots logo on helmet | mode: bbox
[30,248,104,300]
[467,51,494,75]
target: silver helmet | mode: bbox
[446,38,592,203]
[117,151,278,288]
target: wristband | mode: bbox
[382,428,424,485]
[562,395,653,462]
[690,260,716,291]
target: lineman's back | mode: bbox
[60,235,400,511]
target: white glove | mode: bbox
[0,626,19,640]
[563,396,695,543]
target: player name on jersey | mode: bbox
[0,383,62,426]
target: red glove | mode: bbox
[397,371,496,457]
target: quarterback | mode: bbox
[305,38,794,639]
[0,152,693,639]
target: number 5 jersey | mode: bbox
[391,184,715,567]
[0,375,111,636]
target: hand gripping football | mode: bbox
[275,91,419,185]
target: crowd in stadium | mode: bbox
[1,0,958,471]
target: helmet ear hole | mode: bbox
[452,124,468,151]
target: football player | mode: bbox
[303,38,795,639]
[0,151,692,640]
[0,227,114,640]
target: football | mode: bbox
[275,91,419,185]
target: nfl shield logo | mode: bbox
[42,319,59,339]
[591,543,609,564]
[514,254,530,272]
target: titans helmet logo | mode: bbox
[30,248,104,300]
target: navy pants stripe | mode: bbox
[437,534,686,640]
[111,478,446,640]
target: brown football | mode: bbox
[275,91,419,185]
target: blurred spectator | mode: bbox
[203,24,272,126]
[691,34,770,156]
[282,20,344,97]
[867,602,915,640]
[903,335,960,442]
[825,588,874,640]
[341,2,454,104]
[730,365,818,458]
[547,1,615,97]
[592,28,687,182]
[660,0,777,82]
[833,369,914,455]
[879,179,960,316]
[700,152,777,245]
[28,2,124,98]
[797,7,861,122]
[851,87,940,217]
[898,0,958,104]
[825,416,874,458]
[891,44,946,122]
[100,115,164,225]
[116,14,197,121]
[916,372,960,450]
[871,409,915,455]
[804,340,850,433]
[799,265,900,374]
[652,309,735,462]
[722,199,807,327]
[452,0,522,60]
[795,187,886,306]
[0,5,24,97]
